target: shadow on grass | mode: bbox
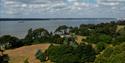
[0,54,9,63]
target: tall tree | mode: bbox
[55,25,69,34]
[24,28,33,45]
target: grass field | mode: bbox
[4,43,50,63]
[3,35,90,63]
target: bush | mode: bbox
[0,54,9,63]
[35,49,46,62]
[96,42,106,53]
[46,44,73,62]
[46,43,96,63]
[24,58,29,63]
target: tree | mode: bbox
[86,34,112,44]
[35,49,46,62]
[58,53,80,63]
[94,43,125,63]
[51,34,64,44]
[24,28,50,44]
[73,43,96,63]
[0,35,19,49]
[69,27,79,34]
[32,28,49,42]
[24,28,33,45]
[33,28,49,38]
[79,25,90,36]
[55,25,69,34]
[95,22,117,36]
[111,27,125,45]
[86,34,99,44]
[46,43,96,63]
[98,34,112,44]
[46,44,73,62]
[96,42,106,53]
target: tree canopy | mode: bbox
[94,43,125,63]
[45,43,96,63]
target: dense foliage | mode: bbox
[35,49,46,62]
[45,43,96,63]
[0,35,23,49]
[94,43,125,63]
[0,52,9,63]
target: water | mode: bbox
[0,19,117,38]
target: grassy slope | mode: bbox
[4,43,50,63]
[3,35,94,63]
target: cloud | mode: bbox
[1,0,98,13]
[0,0,125,18]
[97,0,125,6]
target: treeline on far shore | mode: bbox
[0,20,125,63]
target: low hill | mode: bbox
[4,43,50,63]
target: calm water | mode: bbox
[0,19,117,38]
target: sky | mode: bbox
[0,0,125,18]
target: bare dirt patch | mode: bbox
[116,25,125,32]
[75,35,87,44]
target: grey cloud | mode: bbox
[0,0,125,18]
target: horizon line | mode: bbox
[0,18,117,21]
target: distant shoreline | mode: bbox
[0,18,119,39]
[0,18,116,21]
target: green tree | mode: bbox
[73,43,96,63]
[86,34,99,44]
[24,28,33,45]
[94,42,125,63]
[55,25,69,34]
[86,34,112,44]
[114,27,125,44]
[51,34,64,44]
[79,25,90,36]
[35,49,46,62]
[46,44,73,62]
[96,42,106,53]
[69,27,79,34]
[46,43,96,63]
[98,34,112,44]
[33,28,49,41]
[0,35,19,49]
[58,53,80,63]
[94,47,114,63]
